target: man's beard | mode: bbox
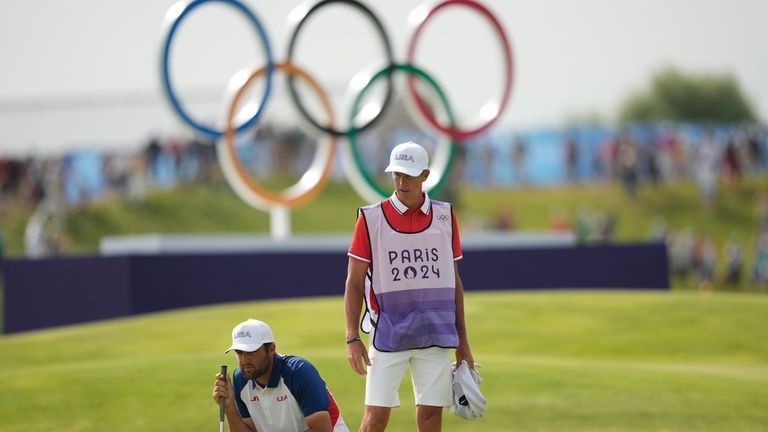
[242,361,269,381]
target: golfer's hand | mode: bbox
[212,371,233,407]
[347,340,370,376]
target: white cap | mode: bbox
[384,141,429,177]
[225,319,275,353]
[451,361,486,420]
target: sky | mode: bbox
[1,0,767,156]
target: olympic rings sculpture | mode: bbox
[160,0,514,209]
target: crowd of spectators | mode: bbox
[1,122,766,287]
[594,124,767,205]
[2,122,765,211]
[596,123,768,290]
[664,209,768,291]
[464,122,766,196]
[0,135,219,257]
[0,136,218,213]
[471,122,768,290]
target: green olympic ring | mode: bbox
[343,63,459,203]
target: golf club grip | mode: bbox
[219,365,227,421]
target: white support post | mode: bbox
[269,205,291,240]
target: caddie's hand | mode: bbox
[212,371,235,409]
[456,344,475,370]
[347,339,370,376]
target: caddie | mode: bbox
[343,141,475,431]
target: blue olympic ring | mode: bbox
[160,0,275,138]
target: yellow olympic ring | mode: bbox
[216,62,336,210]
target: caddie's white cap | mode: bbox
[451,361,487,420]
[225,319,274,353]
[384,141,429,177]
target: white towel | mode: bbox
[451,361,487,420]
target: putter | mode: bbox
[219,365,227,432]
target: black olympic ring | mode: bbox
[285,0,396,138]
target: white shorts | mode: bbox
[365,343,453,408]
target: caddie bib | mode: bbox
[361,199,458,351]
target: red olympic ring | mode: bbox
[407,0,514,140]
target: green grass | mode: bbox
[1,290,767,431]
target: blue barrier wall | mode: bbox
[3,243,668,333]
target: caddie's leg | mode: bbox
[360,406,391,432]
[415,405,442,432]
[362,345,408,431]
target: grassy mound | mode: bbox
[1,290,766,431]
[3,177,765,290]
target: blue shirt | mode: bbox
[233,353,345,431]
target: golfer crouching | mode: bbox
[213,319,348,432]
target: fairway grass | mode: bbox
[1,290,767,431]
